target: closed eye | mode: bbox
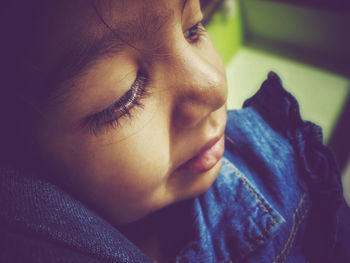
[184,22,207,43]
[82,72,149,135]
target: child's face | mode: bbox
[36,0,227,224]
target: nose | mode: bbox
[168,44,227,129]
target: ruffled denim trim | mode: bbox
[243,72,343,263]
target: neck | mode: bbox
[117,201,193,262]
[117,212,167,262]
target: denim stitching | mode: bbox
[281,203,310,263]
[273,193,307,263]
[172,241,202,263]
[222,158,278,254]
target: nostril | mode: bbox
[172,101,209,129]
[203,73,228,111]
[169,45,228,129]
[213,80,228,111]
[172,77,227,130]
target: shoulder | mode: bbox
[224,72,342,210]
[221,72,343,262]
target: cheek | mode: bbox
[88,124,171,196]
[56,114,173,223]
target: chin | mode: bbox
[118,160,223,226]
[179,158,223,201]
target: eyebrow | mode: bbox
[86,0,189,67]
[50,0,189,102]
[182,0,189,13]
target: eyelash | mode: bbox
[84,22,206,134]
[83,72,149,134]
[184,22,207,43]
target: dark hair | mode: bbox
[0,1,87,169]
[0,1,131,170]
[0,2,43,168]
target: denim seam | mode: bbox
[173,241,202,263]
[272,193,310,263]
[222,158,278,255]
[282,203,310,263]
[273,192,306,262]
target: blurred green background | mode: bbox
[202,0,350,170]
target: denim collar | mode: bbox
[0,168,152,262]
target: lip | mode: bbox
[178,133,225,174]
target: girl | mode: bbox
[0,0,348,262]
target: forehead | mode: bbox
[37,0,178,61]
[53,0,182,34]
[33,0,186,82]
[21,0,191,104]
[43,0,185,48]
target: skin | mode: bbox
[32,0,227,258]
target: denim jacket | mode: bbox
[0,72,348,263]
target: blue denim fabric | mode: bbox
[0,72,347,263]
[164,72,345,263]
[170,95,312,262]
[0,168,152,263]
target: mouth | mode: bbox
[177,133,225,174]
